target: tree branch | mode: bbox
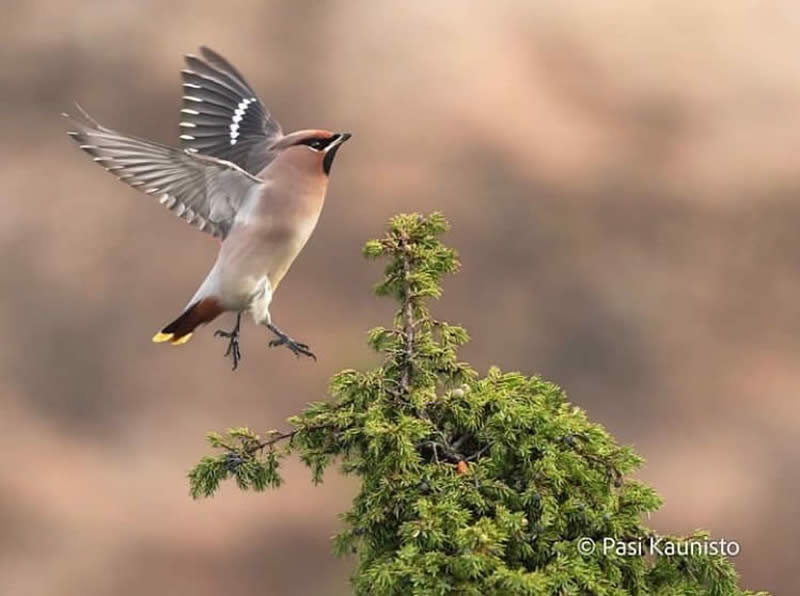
[398,233,415,394]
[248,430,299,454]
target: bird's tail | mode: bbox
[152,297,224,345]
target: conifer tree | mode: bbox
[189,213,765,595]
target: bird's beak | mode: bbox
[323,132,351,153]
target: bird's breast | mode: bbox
[220,209,322,293]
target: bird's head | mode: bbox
[271,130,352,176]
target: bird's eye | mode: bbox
[299,137,327,150]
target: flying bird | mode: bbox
[65,47,350,369]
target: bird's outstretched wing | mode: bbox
[65,106,265,240]
[179,46,283,175]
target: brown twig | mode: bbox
[417,440,461,464]
[247,430,299,454]
[465,444,491,462]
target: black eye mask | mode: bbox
[298,134,340,151]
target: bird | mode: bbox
[64,46,351,369]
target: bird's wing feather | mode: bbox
[65,106,264,239]
[179,46,282,175]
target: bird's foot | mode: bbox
[267,324,316,361]
[214,313,242,370]
[214,328,242,370]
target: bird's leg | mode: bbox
[266,323,316,361]
[214,312,243,370]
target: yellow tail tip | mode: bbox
[170,333,193,346]
[152,332,173,343]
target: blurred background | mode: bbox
[1,1,797,594]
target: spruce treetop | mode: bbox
[189,212,764,596]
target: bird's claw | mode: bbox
[214,314,242,370]
[268,332,316,361]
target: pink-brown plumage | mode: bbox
[66,47,351,366]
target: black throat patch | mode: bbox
[323,143,342,175]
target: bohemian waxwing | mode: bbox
[65,47,351,369]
